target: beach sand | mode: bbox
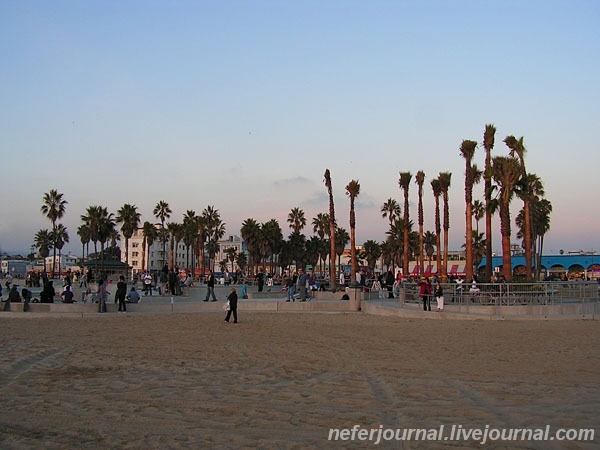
[0,313,598,449]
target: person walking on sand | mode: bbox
[204,270,218,302]
[224,287,238,323]
[434,279,444,312]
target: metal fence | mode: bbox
[363,281,600,306]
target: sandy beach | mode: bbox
[0,312,598,449]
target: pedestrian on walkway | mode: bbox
[204,270,218,302]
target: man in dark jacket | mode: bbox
[204,270,217,302]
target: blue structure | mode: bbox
[479,254,599,278]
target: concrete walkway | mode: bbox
[1,282,598,320]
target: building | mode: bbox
[121,227,248,279]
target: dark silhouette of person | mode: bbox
[224,287,238,323]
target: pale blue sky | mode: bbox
[1,0,598,256]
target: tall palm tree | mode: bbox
[116,203,141,277]
[398,172,412,276]
[483,124,496,282]
[431,178,442,277]
[41,189,68,278]
[287,207,306,234]
[381,198,401,232]
[516,174,546,280]
[166,222,181,269]
[345,179,360,279]
[505,135,533,281]
[438,172,452,279]
[530,197,552,280]
[141,221,158,272]
[34,229,52,274]
[52,224,69,275]
[202,205,225,273]
[324,169,337,291]
[415,170,425,276]
[153,200,172,268]
[182,210,199,273]
[460,139,479,282]
[492,156,521,281]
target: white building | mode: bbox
[121,227,248,278]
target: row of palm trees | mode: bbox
[33,123,551,284]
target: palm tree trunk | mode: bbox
[465,200,473,282]
[523,201,533,282]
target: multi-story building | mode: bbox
[121,227,248,278]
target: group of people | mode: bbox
[418,276,445,312]
[282,269,316,302]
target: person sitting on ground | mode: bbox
[60,285,75,303]
[126,286,141,303]
[21,288,32,303]
[8,285,21,302]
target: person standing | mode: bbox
[204,270,217,302]
[297,268,308,302]
[97,277,109,313]
[434,279,444,312]
[116,275,127,313]
[339,271,345,287]
[418,277,432,311]
[224,287,238,323]
[385,269,395,299]
[257,269,264,292]
[143,272,153,296]
[285,272,296,302]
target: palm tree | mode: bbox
[472,200,485,234]
[415,171,425,276]
[41,189,68,278]
[182,210,199,273]
[116,203,141,278]
[530,197,552,280]
[423,230,436,267]
[324,169,337,291]
[287,207,306,234]
[483,124,496,282]
[345,179,360,279]
[262,219,283,274]
[516,174,547,280]
[52,224,69,275]
[504,135,533,281]
[202,205,225,273]
[141,221,158,272]
[77,224,91,262]
[460,139,479,282]
[312,212,330,273]
[360,240,382,274]
[431,178,442,277]
[398,172,412,276]
[492,156,521,281]
[225,247,238,275]
[166,222,182,269]
[81,205,105,270]
[334,227,349,276]
[34,229,52,274]
[438,172,452,279]
[153,200,172,268]
[241,218,261,274]
[381,198,401,232]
